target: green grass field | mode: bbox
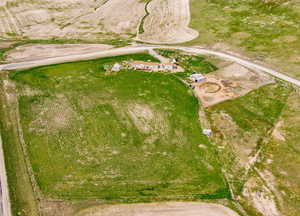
[10,53,228,202]
[207,82,292,132]
[257,88,300,215]
[188,0,300,79]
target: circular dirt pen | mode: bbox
[200,82,222,93]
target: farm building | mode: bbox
[130,61,180,72]
[112,63,121,72]
[189,73,206,82]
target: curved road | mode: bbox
[0,44,300,86]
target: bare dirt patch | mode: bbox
[127,103,168,134]
[289,55,300,63]
[75,202,240,216]
[137,0,198,44]
[272,35,297,43]
[230,32,251,45]
[201,82,221,93]
[243,176,280,216]
[0,41,14,48]
[5,43,113,62]
[271,120,285,141]
[29,94,77,133]
[0,0,6,7]
[39,200,74,216]
[194,63,274,107]
[231,32,251,39]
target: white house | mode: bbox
[189,73,206,82]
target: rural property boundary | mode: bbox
[0,44,300,216]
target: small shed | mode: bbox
[112,63,121,72]
[203,129,212,136]
[189,73,206,82]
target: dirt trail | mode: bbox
[75,202,240,216]
[148,49,169,63]
[243,176,279,216]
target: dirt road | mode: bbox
[148,49,169,63]
[1,45,300,87]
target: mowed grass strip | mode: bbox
[11,53,227,202]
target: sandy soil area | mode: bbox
[271,120,285,141]
[0,41,14,48]
[75,202,239,216]
[4,43,113,62]
[243,177,280,216]
[137,0,198,44]
[0,0,145,40]
[0,0,5,7]
[194,63,274,107]
[0,0,199,43]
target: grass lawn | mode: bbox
[10,53,228,202]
